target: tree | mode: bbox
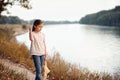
[0,0,32,17]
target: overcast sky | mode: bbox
[3,0,120,21]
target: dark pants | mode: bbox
[32,55,45,80]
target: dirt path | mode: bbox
[0,58,35,80]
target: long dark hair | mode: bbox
[32,19,43,31]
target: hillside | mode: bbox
[79,6,120,27]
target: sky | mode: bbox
[2,0,120,21]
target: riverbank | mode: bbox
[0,24,28,36]
[0,63,27,80]
[0,58,35,80]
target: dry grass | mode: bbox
[0,24,22,28]
[47,53,116,80]
[0,63,27,80]
[0,28,34,70]
[0,27,120,80]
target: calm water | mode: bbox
[16,24,120,74]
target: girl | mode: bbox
[29,19,47,80]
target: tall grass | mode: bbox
[0,63,27,80]
[47,53,116,80]
[0,28,34,70]
[0,27,120,80]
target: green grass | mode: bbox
[0,63,27,80]
[0,27,119,80]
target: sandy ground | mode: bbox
[0,58,35,80]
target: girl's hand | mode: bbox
[44,57,47,61]
[27,24,32,32]
[29,26,32,32]
[44,53,47,61]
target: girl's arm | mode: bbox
[43,34,47,60]
[29,27,34,41]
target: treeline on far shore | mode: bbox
[1,5,120,27]
[0,16,78,25]
[79,6,120,27]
